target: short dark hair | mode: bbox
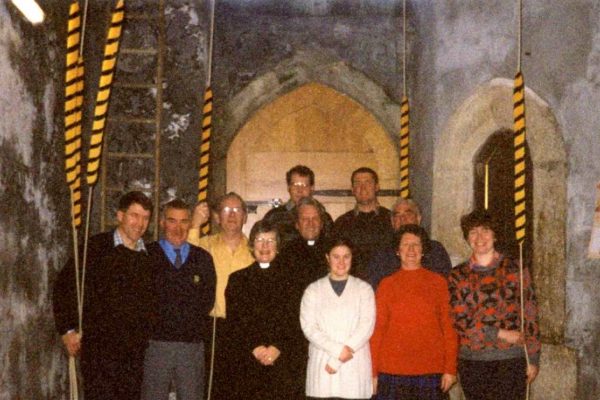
[325,236,355,256]
[395,224,430,255]
[213,192,247,214]
[351,167,379,185]
[118,191,153,215]
[460,209,499,240]
[161,198,190,218]
[249,219,280,252]
[286,165,315,186]
[293,197,327,223]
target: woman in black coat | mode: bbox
[224,219,305,399]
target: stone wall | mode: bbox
[2,0,600,399]
[414,1,600,399]
[0,2,70,398]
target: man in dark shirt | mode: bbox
[333,167,394,280]
[367,198,453,290]
[142,199,216,400]
[263,165,333,247]
[53,191,154,400]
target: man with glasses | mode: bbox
[264,165,333,248]
[187,192,254,399]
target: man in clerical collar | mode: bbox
[276,196,331,398]
[263,164,333,247]
[333,167,394,280]
[279,197,330,287]
[53,190,154,400]
[142,199,216,400]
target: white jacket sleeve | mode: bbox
[344,280,376,352]
[300,282,345,359]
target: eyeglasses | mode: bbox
[221,206,243,214]
[290,182,310,188]
[254,237,277,245]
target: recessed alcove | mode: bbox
[432,78,576,399]
[226,82,400,233]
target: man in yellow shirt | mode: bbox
[187,192,254,318]
[187,192,254,400]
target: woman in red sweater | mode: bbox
[370,224,458,400]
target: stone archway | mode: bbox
[432,78,576,399]
[210,48,401,199]
[227,82,399,234]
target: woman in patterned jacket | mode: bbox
[449,210,541,400]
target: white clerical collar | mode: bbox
[307,240,316,246]
[259,262,270,269]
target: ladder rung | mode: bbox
[121,48,157,56]
[114,82,157,89]
[107,152,154,159]
[108,116,156,124]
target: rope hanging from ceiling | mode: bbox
[63,1,87,398]
[512,0,532,398]
[399,0,410,199]
[197,0,216,236]
[199,2,217,399]
[61,1,124,398]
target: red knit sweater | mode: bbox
[370,268,458,376]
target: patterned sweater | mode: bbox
[448,254,541,365]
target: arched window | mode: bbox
[473,129,534,268]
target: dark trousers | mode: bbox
[375,373,448,400]
[458,358,527,400]
[141,340,205,400]
[81,345,145,400]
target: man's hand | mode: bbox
[61,331,81,356]
[191,202,210,229]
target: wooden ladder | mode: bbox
[99,0,165,239]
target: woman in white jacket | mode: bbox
[300,237,376,400]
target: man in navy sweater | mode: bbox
[142,199,216,400]
[367,198,452,290]
[53,190,155,400]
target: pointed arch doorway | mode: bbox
[432,78,577,399]
[227,82,399,234]
[473,128,534,268]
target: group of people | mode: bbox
[52,165,541,400]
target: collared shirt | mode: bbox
[352,201,382,216]
[159,239,190,266]
[284,200,295,211]
[187,229,254,318]
[113,229,146,252]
